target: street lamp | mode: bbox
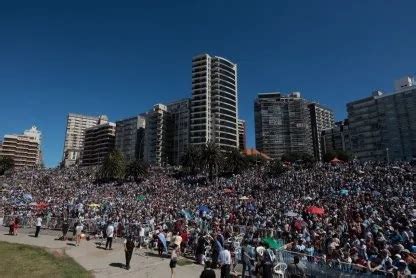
[386,148,390,164]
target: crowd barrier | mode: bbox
[4,215,394,276]
[277,250,389,277]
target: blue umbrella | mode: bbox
[198,205,210,213]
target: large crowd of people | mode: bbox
[0,161,415,277]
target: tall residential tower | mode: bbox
[190,54,238,149]
[62,113,102,167]
[254,92,314,160]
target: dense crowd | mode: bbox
[1,161,415,276]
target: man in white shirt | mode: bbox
[105,222,114,250]
[35,216,42,237]
[218,245,231,278]
[139,226,145,248]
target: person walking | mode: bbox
[138,226,145,248]
[262,244,275,278]
[124,236,135,270]
[75,222,83,246]
[170,245,179,278]
[218,245,231,278]
[35,215,42,237]
[62,219,69,241]
[106,222,114,250]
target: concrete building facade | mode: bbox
[347,76,416,161]
[62,113,102,167]
[81,120,116,167]
[190,54,238,149]
[254,92,314,160]
[167,99,190,165]
[115,115,146,162]
[308,103,335,161]
[238,119,246,151]
[143,104,172,166]
[143,100,191,166]
[321,120,352,155]
[0,126,42,168]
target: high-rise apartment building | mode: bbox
[168,99,190,165]
[190,54,238,149]
[62,113,102,167]
[115,115,146,162]
[0,126,42,168]
[347,76,416,161]
[143,100,191,166]
[321,120,352,155]
[81,119,116,167]
[238,119,246,151]
[143,104,172,166]
[254,92,314,160]
[308,103,335,160]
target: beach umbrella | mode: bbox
[29,202,37,206]
[239,196,249,200]
[181,209,193,220]
[36,202,48,209]
[261,237,282,249]
[306,206,325,215]
[304,196,313,201]
[224,188,233,193]
[284,211,298,217]
[340,189,349,196]
[136,195,145,201]
[294,220,304,231]
[198,205,210,213]
[89,203,100,208]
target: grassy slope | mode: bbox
[0,241,91,278]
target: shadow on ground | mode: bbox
[109,263,124,268]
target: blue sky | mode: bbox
[0,1,415,167]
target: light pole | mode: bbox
[386,148,390,164]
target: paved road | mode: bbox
[0,227,222,278]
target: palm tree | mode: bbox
[180,145,202,175]
[0,156,14,175]
[98,150,126,182]
[126,160,149,182]
[201,142,222,181]
[224,148,248,174]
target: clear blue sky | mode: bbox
[0,1,415,167]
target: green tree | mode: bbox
[126,160,149,181]
[323,151,337,162]
[180,145,202,175]
[0,156,14,175]
[98,150,126,182]
[201,142,222,181]
[336,150,352,162]
[266,159,287,177]
[224,148,248,174]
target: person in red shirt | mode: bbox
[180,229,189,254]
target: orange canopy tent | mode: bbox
[330,157,343,164]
